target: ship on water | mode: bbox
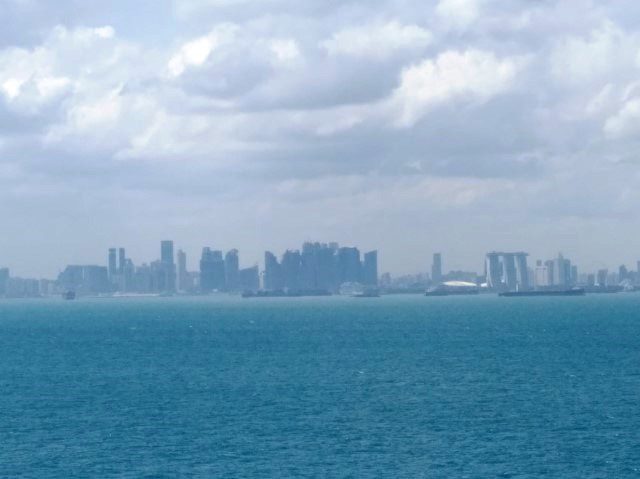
[499,288,585,297]
[425,281,479,297]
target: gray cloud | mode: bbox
[2,0,640,277]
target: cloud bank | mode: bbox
[1,0,640,276]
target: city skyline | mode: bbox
[3,238,640,280]
[3,237,640,296]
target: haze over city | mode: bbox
[3,0,640,277]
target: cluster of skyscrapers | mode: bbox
[4,243,640,298]
[264,242,378,293]
[0,240,378,297]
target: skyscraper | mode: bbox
[239,266,260,291]
[118,248,126,274]
[553,253,566,286]
[363,250,378,286]
[431,253,442,284]
[161,241,174,265]
[485,253,501,290]
[502,253,518,290]
[225,250,240,292]
[200,248,225,292]
[108,248,117,281]
[281,250,301,290]
[177,249,187,292]
[264,251,282,291]
[515,253,529,290]
[160,240,176,292]
[338,247,361,284]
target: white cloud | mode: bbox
[389,49,523,127]
[550,21,640,86]
[604,97,640,138]
[436,0,481,30]
[321,21,432,60]
[167,25,237,77]
[269,38,300,64]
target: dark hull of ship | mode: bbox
[499,289,585,297]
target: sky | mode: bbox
[2,0,640,278]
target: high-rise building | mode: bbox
[515,253,529,290]
[177,250,187,292]
[58,265,110,295]
[597,269,608,287]
[225,250,240,292]
[485,252,529,291]
[108,248,117,280]
[200,248,225,292]
[544,260,554,286]
[264,251,282,291]
[485,253,502,290]
[363,251,378,286]
[431,253,442,285]
[159,240,176,292]
[619,265,628,282]
[281,250,301,290]
[239,266,260,291]
[317,245,337,291]
[553,254,566,286]
[118,248,126,274]
[534,260,548,288]
[502,253,518,290]
[338,247,361,284]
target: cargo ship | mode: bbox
[242,289,332,298]
[499,288,585,297]
[425,281,479,297]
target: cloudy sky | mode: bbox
[2,0,640,277]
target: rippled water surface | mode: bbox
[1,295,640,477]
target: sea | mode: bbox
[1,294,639,478]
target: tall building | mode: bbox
[485,252,529,291]
[534,260,548,288]
[619,265,628,282]
[570,265,578,285]
[363,251,378,286]
[200,248,225,292]
[177,250,187,292]
[317,245,338,290]
[338,247,361,284]
[118,248,126,274]
[264,251,283,291]
[544,260,554,286]
[597,269,608,287]
[225,250,240,292]
[431,253,442,285]
[58,265,110,295]
[108,248,117,281]
[485,253,502,290]
[281,250,301,290]
[502,253,518,290]
[159,240,176,292]
[239,266,260,291]
[552,254,566,286]
[515,253,529,290]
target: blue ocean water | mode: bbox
[1,295,640,478]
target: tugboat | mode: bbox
[62,291,76,300]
